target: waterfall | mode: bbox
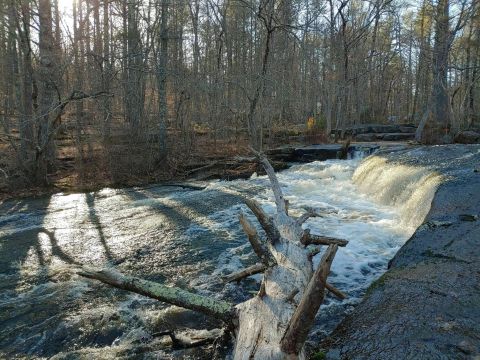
[352,156,443,229]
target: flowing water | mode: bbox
[0,155,442,359]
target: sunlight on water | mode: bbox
[353,156,442,229]
[0,154,443,358]
[202,156,442,302]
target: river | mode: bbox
[0,155,441,359]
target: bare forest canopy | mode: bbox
[0,0,479,190]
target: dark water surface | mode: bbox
[0,159,419,359]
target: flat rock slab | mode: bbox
[322,144,480,359]
[267,144,380,162]
[332,124,416,136]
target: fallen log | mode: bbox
[78,266,235,323]
[225,263,347,300]
[301,229,349,247]
[225,263,267,283]
[77,150,349,359]
[152,329,225,349]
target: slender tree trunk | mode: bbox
[18,0,34,165]
[423,0,451,143]
[157,0,168,150]
[36,0,57,184]
[102,0,111,139]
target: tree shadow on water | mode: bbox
[0,194,117,358]
[85,192,114,262]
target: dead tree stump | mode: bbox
[77,150,348,359]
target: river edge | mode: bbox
[0,142,380,203]
[320,144,480,359]
[3,143,476,359]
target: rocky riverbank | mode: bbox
[321,144,480,359]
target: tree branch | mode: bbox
[77,266,235,323]
[296,210,321,226]
[245,198,280,243]
[301,229,348,247]
[326,283,347,300]
[249,147,287,214]
[239,212,276,266]
[225,263,267,283]
[281,244,338,354]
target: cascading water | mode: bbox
[0,154,443,359]
[352,156,443,229]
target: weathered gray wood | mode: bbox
[326,283,347,300]
[225,263,267,283]
[280,244,338,354]
[239,212,276,266]
[245,198,280,243]
[78,152,346,359]
[296,210,321,226]
[301,229,349,247]
[250,148,287,214]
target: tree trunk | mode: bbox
[77,151,347,359]
[157,0,168,151]
[102,0,111,139]
[18,0,34,165]
[421,0,451,144]
[36,0,57,184]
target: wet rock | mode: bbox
[323,144,480,360]
[457,340,476,354]
[381,133,415,141]
[266,144,379,162]
[355,133,377,142]
[331,124,416,139]
[454,130,480,144]
[459,214,478,222]
[293,145,344,162]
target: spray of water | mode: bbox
[352,156,443,229]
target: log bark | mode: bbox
[77,266,235,323]
[245,198,280,243]
[78,151,348,359]
[281,245,338,354]
[225,263,267,283]
[238,212,276,266]
[301,229,349,247]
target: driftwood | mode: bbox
[152,329,225,349]
[77,150,349,359]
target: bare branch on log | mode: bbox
[296,210,321,226]
[301,229,349,247]
[307,246,322,259]
[239,212,276,266]
[77,266,235,323]
[153,329,225,349]
[281,244,338,355]
[225,263,267,283]
[326,283,347,300]
[249,147,287,214]
[286,288,299,303]
[258,280,266,298]
[245,198,280,243]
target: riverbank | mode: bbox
[321,144,480,359]
[0,141,380,202]
[0,150,412,359]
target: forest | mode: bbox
[0,0,478,195]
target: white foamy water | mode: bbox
[0,154,443,357]
[199,156,441,301]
